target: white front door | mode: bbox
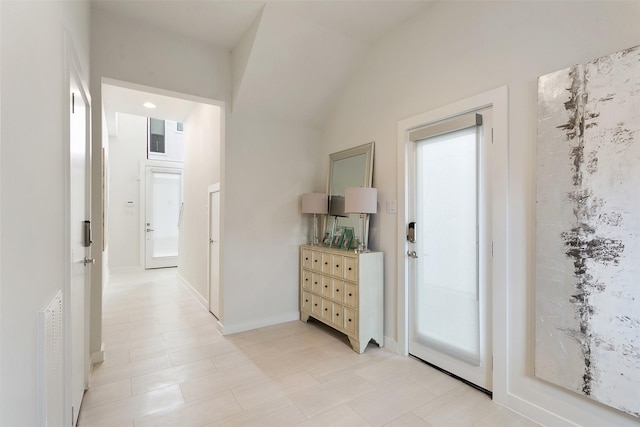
[208,185,221,319]
[407,108,493,392]
[145,166,182,269]
[69,64,91,426]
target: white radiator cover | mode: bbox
[38,290,64,427]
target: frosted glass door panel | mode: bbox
[152,172,180,258]
[415,127,479,363]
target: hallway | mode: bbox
[78,270,538,426]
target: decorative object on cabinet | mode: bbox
[321,232,331,246]
[535,45,640,418]
[345,187,377,253]
[330,227,344,248]
[341,227,354,250]
[301,193,328,245]
[300,244,383,353]
[326,142,374,240]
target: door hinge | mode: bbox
[72,93,75,114]
[491,241,494,258]
[71,405,75,425]
[491,128,494,144]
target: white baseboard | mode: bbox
[217,312,300,335]
[383,336,398,353]
[175,271,208,310]
[91,343,105,364]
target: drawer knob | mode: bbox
[348,293,352,296]
[324,262,328,265]
[348,267,352,271]
[336,289,339,292]
[336,264,339,268]
[324,308,328,311]
[348,318,352,322]
[324,285,328,288]
[336,313,340,317]
[314,303,318,306]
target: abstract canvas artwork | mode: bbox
[536,46,640,417]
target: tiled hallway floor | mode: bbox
[78,269,539,427]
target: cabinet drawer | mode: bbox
[343,307,356,334]
[321,298,332,322]
[321,253,332,274]
[311,273,322,294]
[311,294,322,316]
[321,275,332,297]
[344,283,357,307]
[344,257,357,282]
[311,251,322,271]
[332,280,344,303]
[331,255,344,278]
[302,291,312,312]
[302,249,312,269]
[332,303,344,328]
[302,270,312,290]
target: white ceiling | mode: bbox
[94,0,432,128]
[92,1,430,50]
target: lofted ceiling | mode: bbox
[93,0,432,128]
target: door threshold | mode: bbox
[409,353,492,398]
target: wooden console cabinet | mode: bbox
[299,244,383,353]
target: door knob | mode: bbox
[146,228,154,232]
[407,250,418,259]
[83,257,95,265]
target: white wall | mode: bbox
[223,113,322,332]
[320,2,640,426]
[90,7,321,337]
[0,1,90,425]
[107,113,147,270]
[177,103,222,302]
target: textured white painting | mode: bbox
[536,46,640,417]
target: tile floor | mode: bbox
[78,269,539,427]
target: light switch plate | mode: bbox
[386,200,397,214]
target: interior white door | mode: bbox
[69,69,90,426]
[145,167,182,269]
[407,108,493,392]
[208,186,221,319]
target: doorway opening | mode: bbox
[97,78,225,354]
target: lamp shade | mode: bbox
[344,187,377,214]
[301,193,328,214]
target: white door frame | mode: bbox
[64,32,91,427]
[140,161,183,269]
[397,86,509,403]
[208,183,221,319]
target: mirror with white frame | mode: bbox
[324,142,374,247]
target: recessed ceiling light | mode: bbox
[143,102,156,109]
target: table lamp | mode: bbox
[344,187,377,252]
[301,193,328,245]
